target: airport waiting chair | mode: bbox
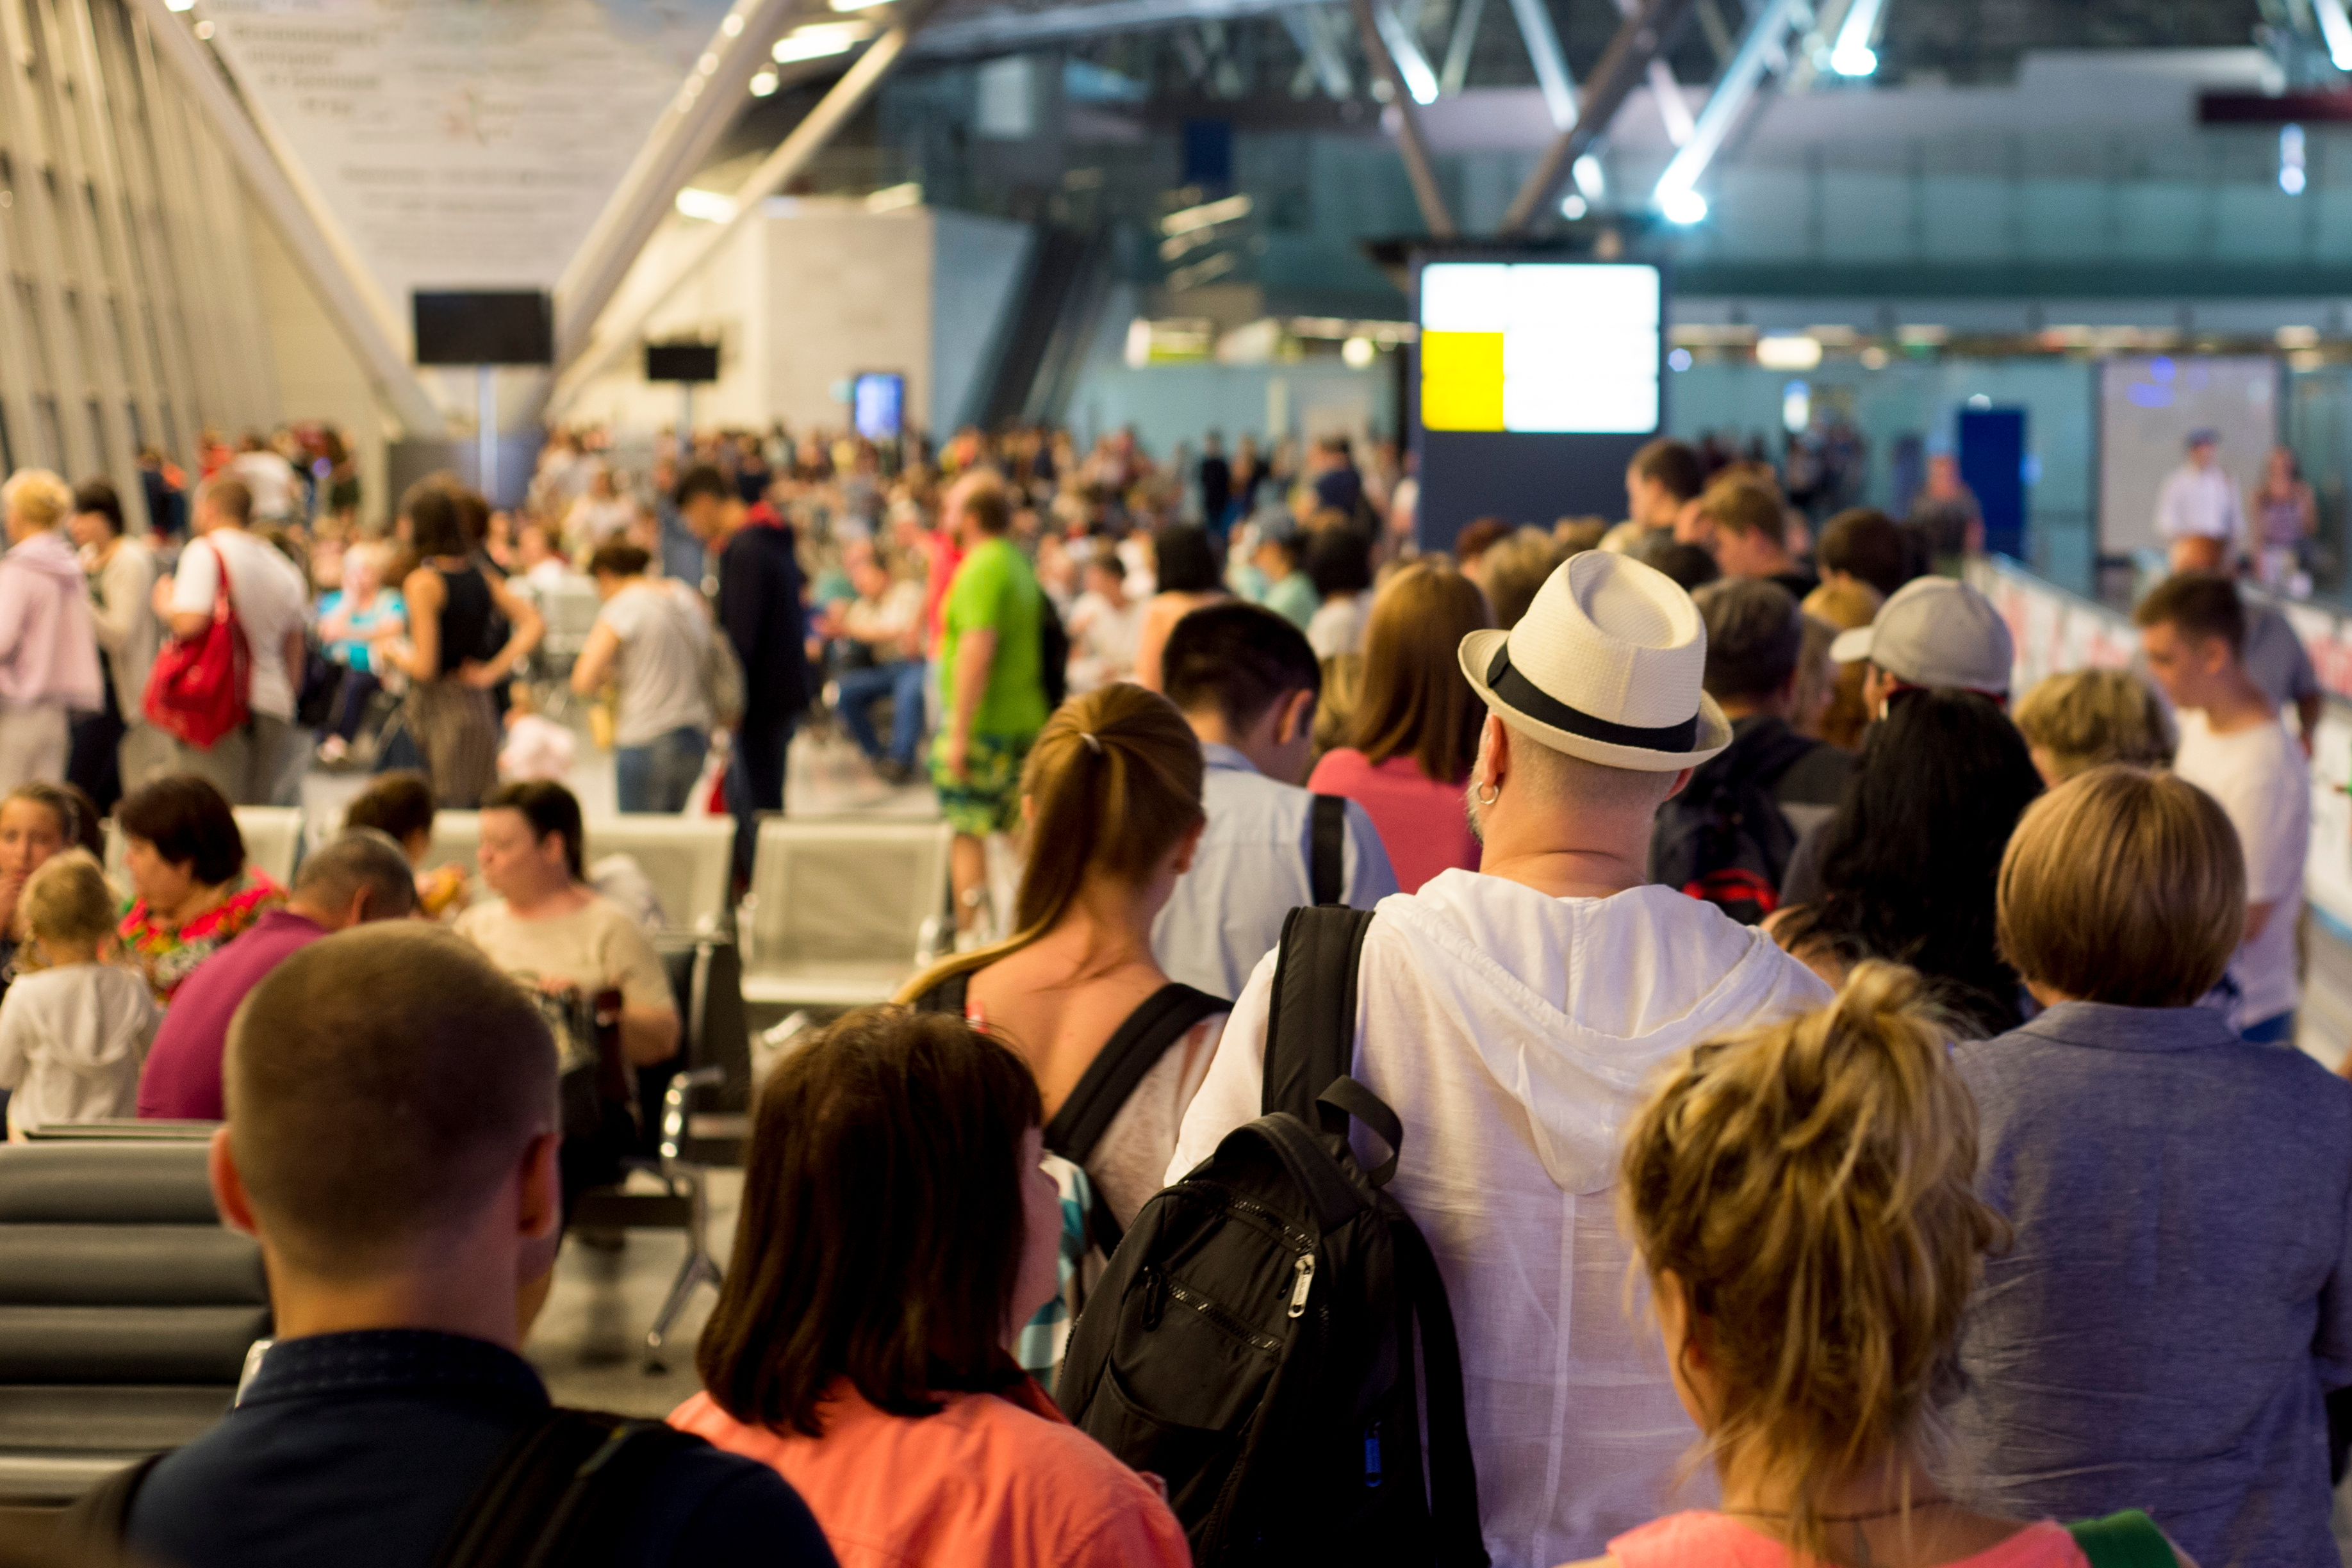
[583,817,734,934]
[419,809,482,886]
[0,1138,268,1505]
[737,818,951,1010]
[569,933,752,1373]
[231,807,304,888]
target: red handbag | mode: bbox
[143,541,251,748]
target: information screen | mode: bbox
[852,372,905,440]
[1417,263,1661,435]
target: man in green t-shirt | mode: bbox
[932,470,1048,935]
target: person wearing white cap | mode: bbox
[1169,551,1832,1568]
[1828,575,2015,719]
[2154,429,2242,575]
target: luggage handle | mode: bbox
[1315,1075,1402,1188]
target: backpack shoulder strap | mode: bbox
[1046,983,1229,1167]
[2066,1511,2178,1568]
[55,1451,169,1549]
[430,1408,710,1568]
[1260,903,1376,1122]
[1308,794,1347,906]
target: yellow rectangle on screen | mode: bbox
[1419,331,1504,431]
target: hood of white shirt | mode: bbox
[1374,869,1832,1193]
[14,964,157,1074]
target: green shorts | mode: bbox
[930,731,1035,836]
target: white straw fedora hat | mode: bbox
[1458,550,1731,772]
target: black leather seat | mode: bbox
[0,1140,268,1503]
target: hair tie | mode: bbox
[1079,731,1103,755]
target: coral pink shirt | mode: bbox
[1306,748,1481,894]
[1608,1512,2091,1567]
[670,1378,1190,1568]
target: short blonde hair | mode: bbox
[1,470,73,532]
[1996,765,2242,1008]
[2012,669,2173,781]
[19,851,117,953]
[1618,962,2006,1561]
[1804,578,1884,751]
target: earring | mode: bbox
[1474,781,1499,806]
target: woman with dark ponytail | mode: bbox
[900,681,1225,1235]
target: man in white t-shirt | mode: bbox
[2154,430,2244,575]
[1169,553,1832,1567]
[230,437,302,525]
[2136,572,2311,1042]
[157,475,311,804]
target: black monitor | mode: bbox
[412,291,554,366]
[645,342,721,383]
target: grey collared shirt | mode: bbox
[1948,1000,2352,1568]
[1150,742,1399,1000]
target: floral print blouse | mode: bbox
[120,867,286,1003]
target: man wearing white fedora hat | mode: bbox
[1171,551,1831,1568]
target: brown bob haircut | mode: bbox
[696,1006,1043,1435]
[226,923,557,1278]
[1350,561,1490,785]
[1996,765,2244,1008]
[1698,479,1787,548]
[2132,572,2246,658]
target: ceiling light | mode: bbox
[772,20,871,61]
[830,0,891,10]
[1572,154,1605,199]
[192,18,213,37]
[1659,186,1707,224]
[1756,335,1823,370]
[2319,0,2352,70]
[1160,193,1252,238]
[1559,193,1588,219]
[1830,0,1886,76]
[1342,336,1376,368]
[675,187,736,222]
[748,68,779,95]
[721,12,744,33]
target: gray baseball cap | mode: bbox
[1829,576,2014,693]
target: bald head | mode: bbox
[288,829,417,929]
[224,924,555,1280]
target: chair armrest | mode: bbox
[660,1065,727,1170]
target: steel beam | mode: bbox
[549,6,937,412]
[1652,0,1807,210]
[1501,0,1698,231]
[555,0,807,371]
[1372,0,1442,102]
[126,0,441,435]
[1279,6,1352,96]
[916,0,1322,56]
[1439,0,1486,94]
[1505,0,1577,129]
[1349,0,1456,235]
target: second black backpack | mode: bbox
[1056,905,1486,1567]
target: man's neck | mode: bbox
[261,1245,522,1351]
[1186,712,1279,780]
[2194,669,2276,735]
[1476,803,1655,901]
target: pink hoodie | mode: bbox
[0,530,104,710]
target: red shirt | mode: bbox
[671,1378,1188,1568]
[1306,748,1481,894]
[136,908,324,1120]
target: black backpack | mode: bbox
[916,975,1228,1254]
[1649,726,1813,926]
[64,1408,710,1568]
[1056,905,1486,1567]
[1039,594,1071,712]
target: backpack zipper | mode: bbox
[1287,1254,1316,1318]
[1165,1277,1283,1353]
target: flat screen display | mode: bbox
[1417,262,1661,435]
[645,342,720,383]
[853,372,905,440]
[412,291,554,366]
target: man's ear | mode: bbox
[1278,688,1317,746]
[209,1125,259,1238]
[1661,765,1697,804]
[516,1131,562,1244]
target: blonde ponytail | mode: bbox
[1617,961,2009,1561]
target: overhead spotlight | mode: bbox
[1572,154,1605,199]
[721,12,744,33]
[2319,0,2352,70]
[1667,347,1693,371]
[192,18,213,37]
[1559,193,1588,220]
[1829,0,1887,76]
[1342,336,1377,369]
[164,0,195,12]
[830,0,891,10]
[1659,186,1707,225]
[749,68,780,95]
[772,20,872,60]
[2282,124,2308,195]
[1829,45,1876,76]
[675,187,736,223]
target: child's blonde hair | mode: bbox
[18,850,118,963]
[1617,962,2009,1560]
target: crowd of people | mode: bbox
[0,418,2344,1568]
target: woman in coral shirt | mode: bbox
[1306,560,1488,893]
[671,1007,1190,1568]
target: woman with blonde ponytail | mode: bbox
[900,682,1227,1233]
[1573,963,2194,1568]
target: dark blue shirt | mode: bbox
[126,1330,835,1568]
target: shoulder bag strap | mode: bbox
[431,1409,709,1568]
[910,971,970,1018]
[1261,903,1376,1123]
[54,1450,169,1549]
[1308,793,1347,906]
[2066,1512,2179,1568]
[1395,1218,1490,1568]
[1044,982,1228,1168]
